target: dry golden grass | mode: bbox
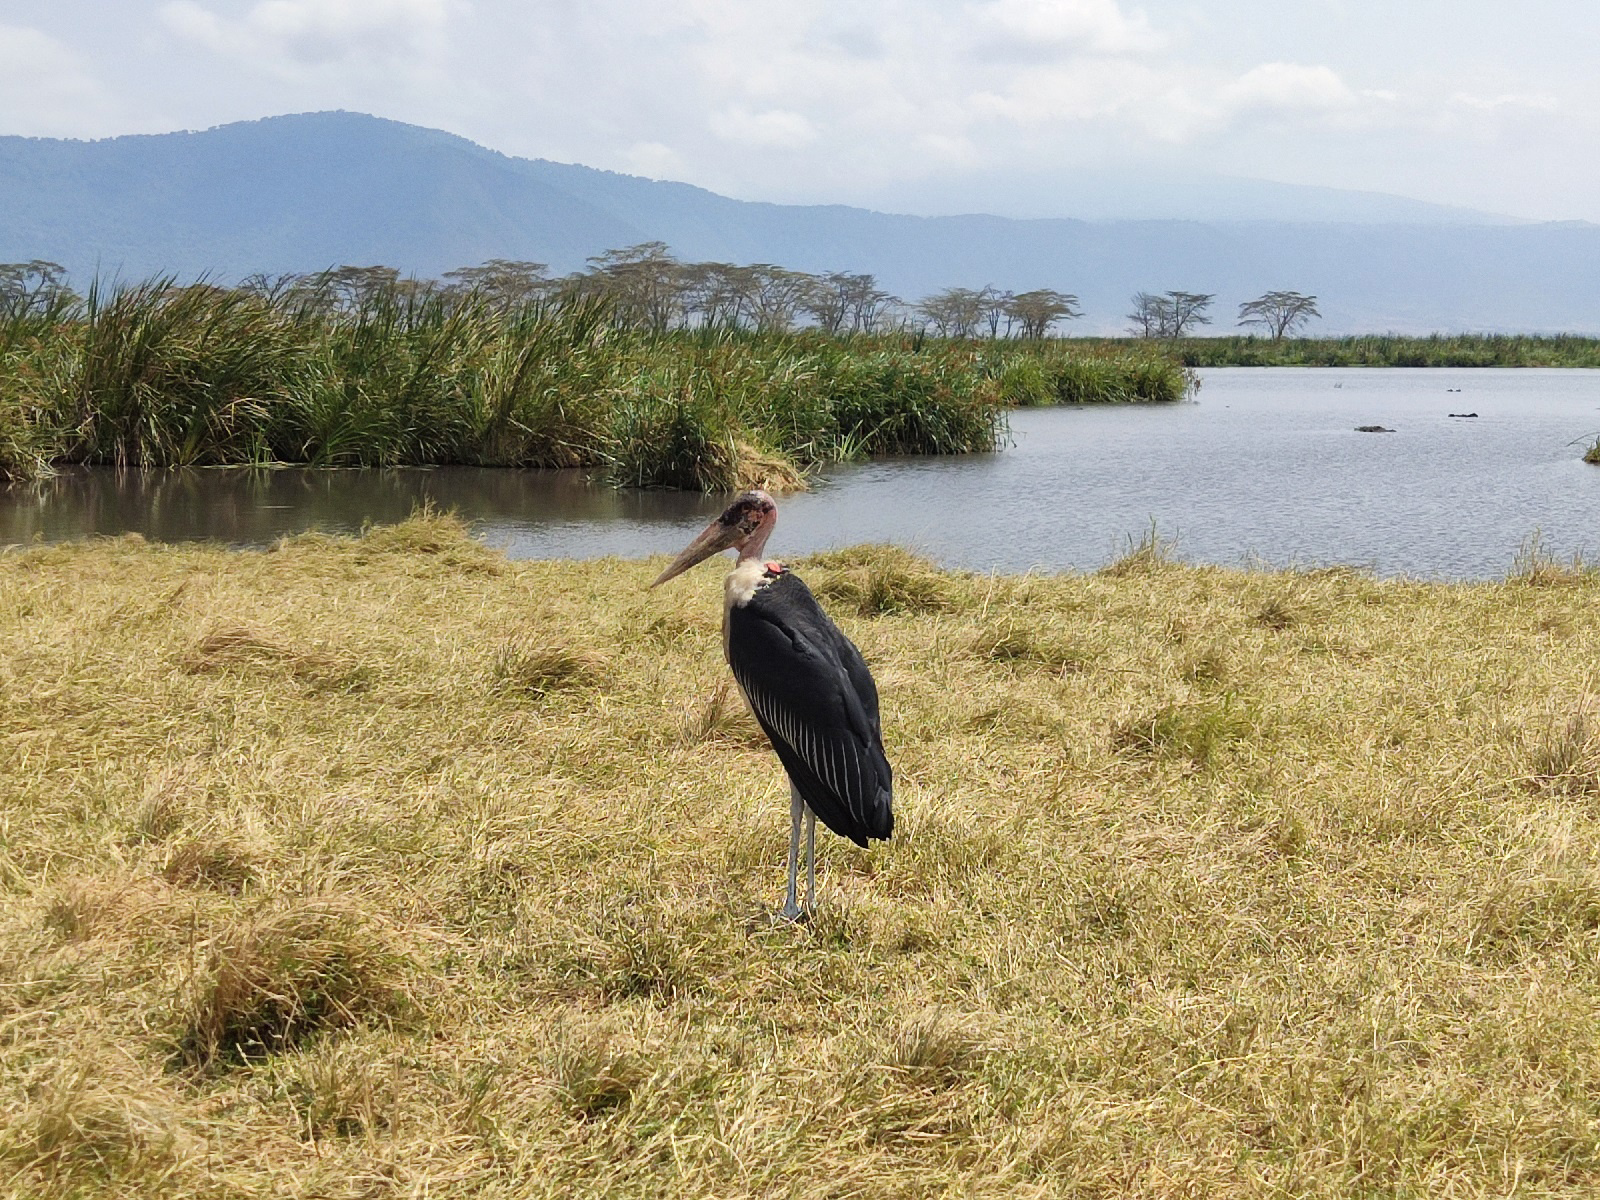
[4,512,1600,1196]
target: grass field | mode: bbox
[3,516,1600,1197]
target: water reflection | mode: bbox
[0,464,717,549]
[5,368,1600,580]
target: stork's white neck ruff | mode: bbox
[722,557,770,655]
[725,557,769,607]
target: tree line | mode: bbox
[1,251,1320,341]
[1128,289,1321,341]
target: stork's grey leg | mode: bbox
[804,809,817,915]
[779,784,804,921]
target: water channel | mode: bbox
[5,368,1599,580]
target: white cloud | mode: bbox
[966,59,1366,146]
[1448,91,1559,113]
[708,107,819,149]
[0,24,116,136]
[625,141,689,179]
[970,0,1160,57]
[968,59,1169,127]
[913,132,982,168]
[160,0,455,70]
[1223,63,1357,113]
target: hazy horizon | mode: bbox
[2,1,1596,225]
[6,110,1538,229]
[8,111,1600,336]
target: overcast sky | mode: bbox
[2,0,1596,221]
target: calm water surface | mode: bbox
[5,368,1599,580]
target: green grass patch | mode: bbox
[1152,332,1600,368]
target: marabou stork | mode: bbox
[651,490,893,920]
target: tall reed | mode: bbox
[0,283,1190,489]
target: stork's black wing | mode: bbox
[727,571,893,846]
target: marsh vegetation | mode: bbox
[1167,333,1600,368]
[0,271,1188,489]
[3,516,1600,1195]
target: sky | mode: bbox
[1,0,1597,222]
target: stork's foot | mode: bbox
[775,902,811,925]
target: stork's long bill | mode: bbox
[650,490,778,587]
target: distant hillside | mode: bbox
[1,111,1597,334]
[853,166,1522,226]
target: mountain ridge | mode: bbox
[1,111,1596,334]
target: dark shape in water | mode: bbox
[1449,412,1479,418]
[1355,425,1395,433]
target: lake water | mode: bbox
[4,368,1599,580]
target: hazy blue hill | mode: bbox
[0,113,649,279]
[856,167,1524,226]
[1,111,1597,334]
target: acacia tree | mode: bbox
[1128,290,1214,338]
[1164,291,1214,337]
[289,265,415,313]
[0,260,75,317]
[800,271,854,334]
[237,272,305,304]
[1006,289,1081,339]
[801,271,897,334]
[1237,290,1321,340]
[442,260,550,306]
[977,287,1013,338]
[849,280,899,333]
[674,262,740,328]
[581,242,688,332]
[1127,291,1171,337]
[917,287,986,338]
[739,264,813,333]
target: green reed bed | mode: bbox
[0,284,1189,489]
[995,348,1191,406]
[1157,333,1600,369]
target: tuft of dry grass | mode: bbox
[970,620,1087,675]
[1528,704,1600,796]
[803,544,953,615]
[547,1019,654,1118]
[1111,695,1255,768]
[1097,522,1177,578]
[1,1060,199,1180]
[680,678,767,746]
[5,514,1600,1196]
[1254,593,1298,629]
[491,637,609,697]
[1511,533,1595,588]
[179,900,411,1069]
[730,440,808,494]
[181,624,373,693]
[161,838,260,893]
[885,1011,987,1089]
